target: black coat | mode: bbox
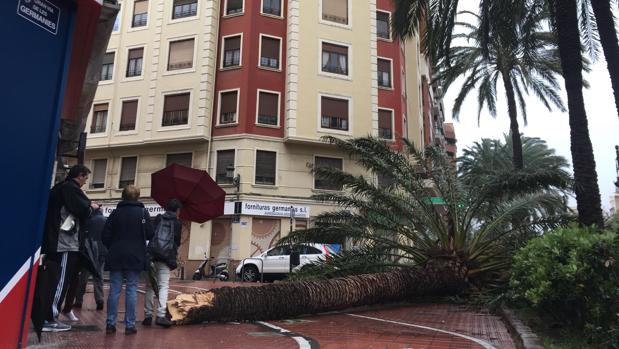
[42,179,92,254]
[87,209,107,257]
[152,212,182,270]
[102,200,153,271]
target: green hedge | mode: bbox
[510,225,619,345]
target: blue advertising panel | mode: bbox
[0,0,76,347]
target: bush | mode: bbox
[510,225,619,344]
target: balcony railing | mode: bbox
[258,114,278,125]
[162,110,188,126]
[168,61,193,70]
[173,3,197,19]
[262,5,280,16]
[132,13,148,27]
[260,57,279,69]
[220,112,237,124]
[321,115,348,131]
[378,72,391,88]
[223,49,240,67]
[323,13,347,24]
[100,64,113,81]
[379,127,393,139]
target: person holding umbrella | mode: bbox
[143,198,183,328]
[102,185,153,335]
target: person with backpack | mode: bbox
[102,185,153,335]
[143,198,182,328]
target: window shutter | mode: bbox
[120,157,137,182]
[93,103,108,112]
[134,0,148,14]
[164,93,190,112]
[322,0,348,24]
[102,52,115,65]
[259,92,278,117]
[220,91,238,114]
[128,47,144,59]
[92,159,107,186]
[379,109,392,128]
[216,150,235,183]
[120,100,138,131]
[322,42,348,55]
[261,37,280,60]
[256,151,276,185]
[168,39,194,69]
[321,97,348,119]
[225,36,241,50]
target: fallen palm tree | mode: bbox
[169,262,465,324]
[170,137,570,324]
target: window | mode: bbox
[119,156,137,189]
[377,11,390,39]
[216,150,235,184]
[225,0,243,15]
[222,36,241,68]
[378,58,392,88]
[132,0,148,27]
[168,38,194,70]
[322,0,348,25]
[262,0,281,16]
[321,96,349,131]
[113,4,122,32]
[90,159,107,189]
[90,103,108,134]
[257,91,279,125]
[101,52,115,81]
[314,156,343,191]
[162,93,190,126]
[173,0,197,19]
[166,153,192,167]
[119,100,138,131]
[267,245,291,256]
[126,47,144,77]
[301,245,322,255]
[255,150,276,185]
[219,90,238,124]
[378,109,393,140]
[321,42,348,76]
[259,36,281,69]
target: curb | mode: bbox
[498,305,544,349]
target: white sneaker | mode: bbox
[61,310,79,322]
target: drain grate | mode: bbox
[70,325,101,332]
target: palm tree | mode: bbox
[168,137,568,323]
[393,0,605,227]
[589,0,619,117]
[435,7,565,170]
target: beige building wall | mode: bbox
[404,34,427,149]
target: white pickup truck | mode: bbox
[235,243,339,282]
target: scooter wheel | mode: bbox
[220,272,229,281]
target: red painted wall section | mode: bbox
[377,0,404,150]
[213,0,287,138]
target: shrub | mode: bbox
[510,225,619,343]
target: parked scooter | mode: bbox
[192,254,229,281]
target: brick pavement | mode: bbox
[27,280,516,349]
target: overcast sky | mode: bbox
[443,5,619,212]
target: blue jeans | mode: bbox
[107,270,140,328]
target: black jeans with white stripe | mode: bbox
[45,251,80,321]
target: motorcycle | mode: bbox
[192,254,229,281]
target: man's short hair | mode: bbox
[121,185,141,201]
[166,198,183,212]
[67,165,91,179]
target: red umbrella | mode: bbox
[151,164,226,223]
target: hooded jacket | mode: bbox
[42,179,92,254]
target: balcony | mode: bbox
[162,110,189,127]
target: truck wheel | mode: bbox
[242,265,259,282]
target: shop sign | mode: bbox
[102,203,165,217]
[241,201,310,218]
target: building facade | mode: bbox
[83,0,444,276]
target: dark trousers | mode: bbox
[75,258,105,306]
[45,251,80,321]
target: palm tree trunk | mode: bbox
[501,72,524,170]
[553,0,604,228]
[169,262,467,324]
[590,0,619,117]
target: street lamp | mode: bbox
[225,165,240,195]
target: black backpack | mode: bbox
[147,215,176,262]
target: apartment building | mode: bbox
[84,0,444,275]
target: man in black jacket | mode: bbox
[41,165,99,332]
[143,198,182,328]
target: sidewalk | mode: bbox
[27,280,516,349]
